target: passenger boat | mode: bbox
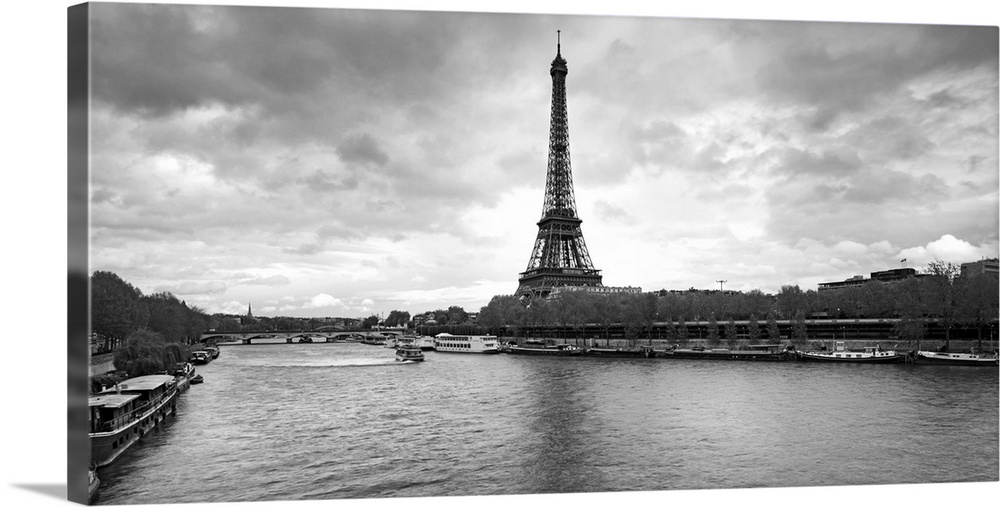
[434,333,502,353]
[362,335,387,346]
[661,344,793,361]
[796,342,905,363]
[88,374,180,467]
[395,345,425,362]
[504,339,583,356]
[414,335,436,351]
[915,350,999,366]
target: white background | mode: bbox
[2,1,997,507]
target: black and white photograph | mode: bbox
[3,1,999,507]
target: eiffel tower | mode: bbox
[517,32,603,299]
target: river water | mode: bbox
[94,342,998,505]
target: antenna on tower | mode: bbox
[557,30,561,55]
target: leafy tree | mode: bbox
[893,277,927,345]
[677,317,690,347]
[747,313,761,344]
[791,309,808,345]
[91,271,145,348]
[113,329,188,378]
[725,317,738,348]
[744,289,773,320]
[776,285,806,319]
[766,310,781,343]
[446,306,469,325]
[663,316,679,346]
[361,315,380,329]
[384,310,411,328]
[955,271,1000,351]
[858,280,894,318]
[923,261,962,349]
[706,314,720,347]
[144,292,187,342]
[478,295,525,335]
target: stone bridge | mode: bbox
[199,329,403,345]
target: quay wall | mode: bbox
[531,337,992,352]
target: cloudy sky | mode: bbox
[84,1,998,319]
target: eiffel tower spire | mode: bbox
[517,32,602,299]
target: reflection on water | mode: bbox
[95,343,999,504]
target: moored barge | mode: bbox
[504,339,583,356]
[915,350,999,366]
[797,342,905,363]
[583,346,657,358]
[660,343,794,361]
[89,374,180,467]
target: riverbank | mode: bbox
[532,337,995,354]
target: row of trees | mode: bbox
[473,262,998,345]
[91,271,213,378]
[91,271,212,348]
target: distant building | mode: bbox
[818,267,924,291]
[817,275,866,291]
[548,285,642,299]
[960,258,999,279]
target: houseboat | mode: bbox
[434,333,502,353]
[583,346,657,358]
[504,339,583,356]
[915,350,999,366]
[190,350,210,365]
[168,362,196,392]
[88,374,180,467]
[661,343,794,361]
[395,345,426,362]
[797,342,905,363]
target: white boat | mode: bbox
[433,333,501,353]
[414,336,436,351]
[797,342,905,363]
[915,350,998,366]
[504,339,583,356]
[89,374,180,467]
[383,336,398,348]
[395,346,425,362]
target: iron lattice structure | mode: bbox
[517,35,603,299]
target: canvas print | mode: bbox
[68,2,999,505]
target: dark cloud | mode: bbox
[336,133,390,166]
[747,21,998,129]
[769,148,863,179]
